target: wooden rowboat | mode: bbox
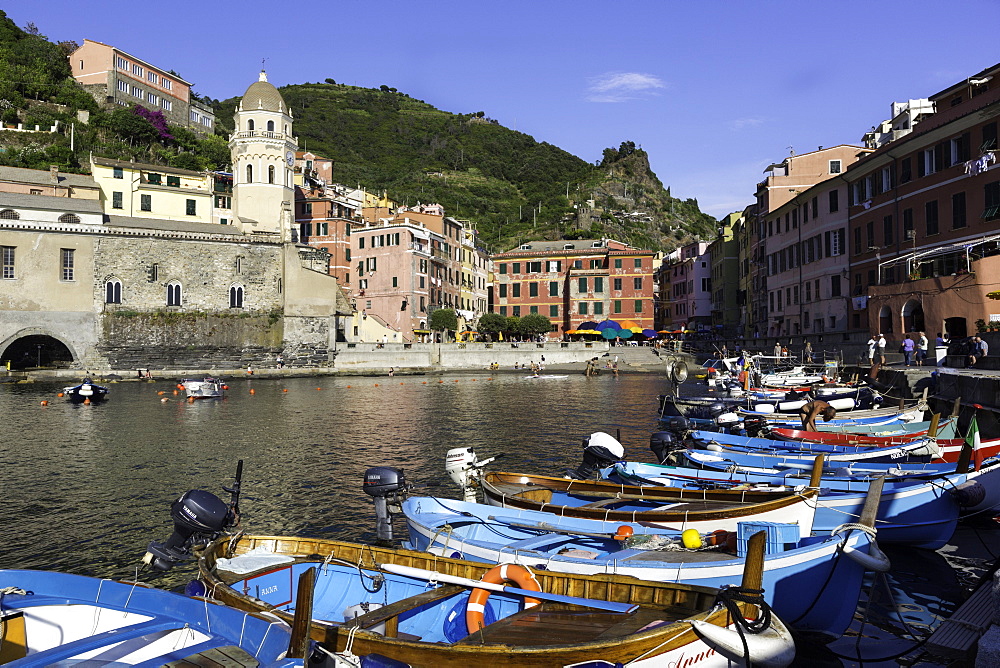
[197,533,795,668]
[479,469,820,533]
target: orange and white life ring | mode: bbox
[466,563,542,634]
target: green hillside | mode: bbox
[0,10,719,252]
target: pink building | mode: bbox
[69,39,213,133]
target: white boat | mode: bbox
[182,376,225,399]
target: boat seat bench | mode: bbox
[455,604,674,646]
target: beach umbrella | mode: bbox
[628,326,643,333]
[578,329,601,335]
[642,329,657,338]
[619,320,639,330]
[579,321,599,329]
[601,329,617,339]
[596,320,622,330]
[565,329,579,335]
[617,329,634,339]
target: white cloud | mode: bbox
[731,117,764,131]
[587,72,666,103]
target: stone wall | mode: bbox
[94,236,283,313]
[333,341,610,370]
[98,311,283,370]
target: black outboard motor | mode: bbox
[566,432,625,479]
[363,466,408,544]
[743,417,768,437]
[143,490,235,571]
[143,460,242,573]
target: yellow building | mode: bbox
[90,157,220,225]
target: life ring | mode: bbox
[466,564,542,634]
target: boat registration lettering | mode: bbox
[260,585,279,596]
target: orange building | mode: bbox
[492,239,655,338]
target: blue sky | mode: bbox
[6,0,998,219]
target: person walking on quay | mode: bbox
[877,334,887,365]
[388,367,394,377]
[276,354,284,369]
[774,341,782,357]
[804,340,814,363]
[902,334,915,366]
[916,332,929,366]
[867,335,877,366]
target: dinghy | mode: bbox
[62,377,109,403]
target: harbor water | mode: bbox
[1,371,997,666]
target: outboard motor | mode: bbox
[650,430,685,464]
[143,461,242,572]
[445,447,500,503]
[363,466,408,544]
[567,431,625,479]
[743,417,768,437]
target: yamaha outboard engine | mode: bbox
[143,490,235,572]
[363,466,408,544]
[143,461,242,572]
[567,432,625,479]
[650,417,691,464]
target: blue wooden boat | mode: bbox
[0,569,303,666]
[402,491,887,638]
[687,430,939,464]
[601,460,980,550]
[62,377,109,403]
[195,533,797,668]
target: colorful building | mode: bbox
[846,64,1000,340]
[69,39,214,133]
[492,239,655,338]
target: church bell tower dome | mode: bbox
[229,71,297,240]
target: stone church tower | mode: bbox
[230,71,297,241]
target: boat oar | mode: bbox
[487,515,636,539]
[955,441,973,474]
[808,453,825,488]
[379,563,638,614]
[287,566,316,659]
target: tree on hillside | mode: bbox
[429,308,458,340]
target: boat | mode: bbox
[686,430,940,464]
[0,569,305,666]
[182,376,226,399]
[601,458,988,549]
[402,486,887,638]
[195,532,796,667]
[62,377,109,403]
[477,469,821,533]
[522,374,569,379]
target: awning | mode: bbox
[413,329,431,334]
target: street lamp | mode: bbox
[36,344,42,368]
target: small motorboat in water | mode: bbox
[182,376,226,399]
[62,377,109,403]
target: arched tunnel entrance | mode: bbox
[1,335,75,370]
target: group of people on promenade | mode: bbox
[865,331,989,368]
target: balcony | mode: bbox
[231,130,296,142]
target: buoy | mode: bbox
[347,385,351,388]
[222,385,229,390]
[472,379,477,382]
[83,398,91,405]
[614,525,634,541]
[439,380,444,384]
[40,400,48,406]
[374,383,379,387]
[172,389,178,395]
[681,529,703,549]
[187,396,195,403]
[157,391,165,396]
[316,387,322,391]
[400,382,404,385]
[176,384,184,390]
[282,388,288,392]
[422,381,427,384]
[249,388,255,395]
[454,379,459,383]
[57,392,64,397]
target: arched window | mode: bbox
[59,213,81,224]
[229,285,244,308]
[166,281,182,307]
[268,165,275,184]
[246,164,253,183]
[0,209,19,220]
[266,120,274,132]
[247,119,254,131]
[105,279,122,304]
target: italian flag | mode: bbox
[966,416,981,469]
